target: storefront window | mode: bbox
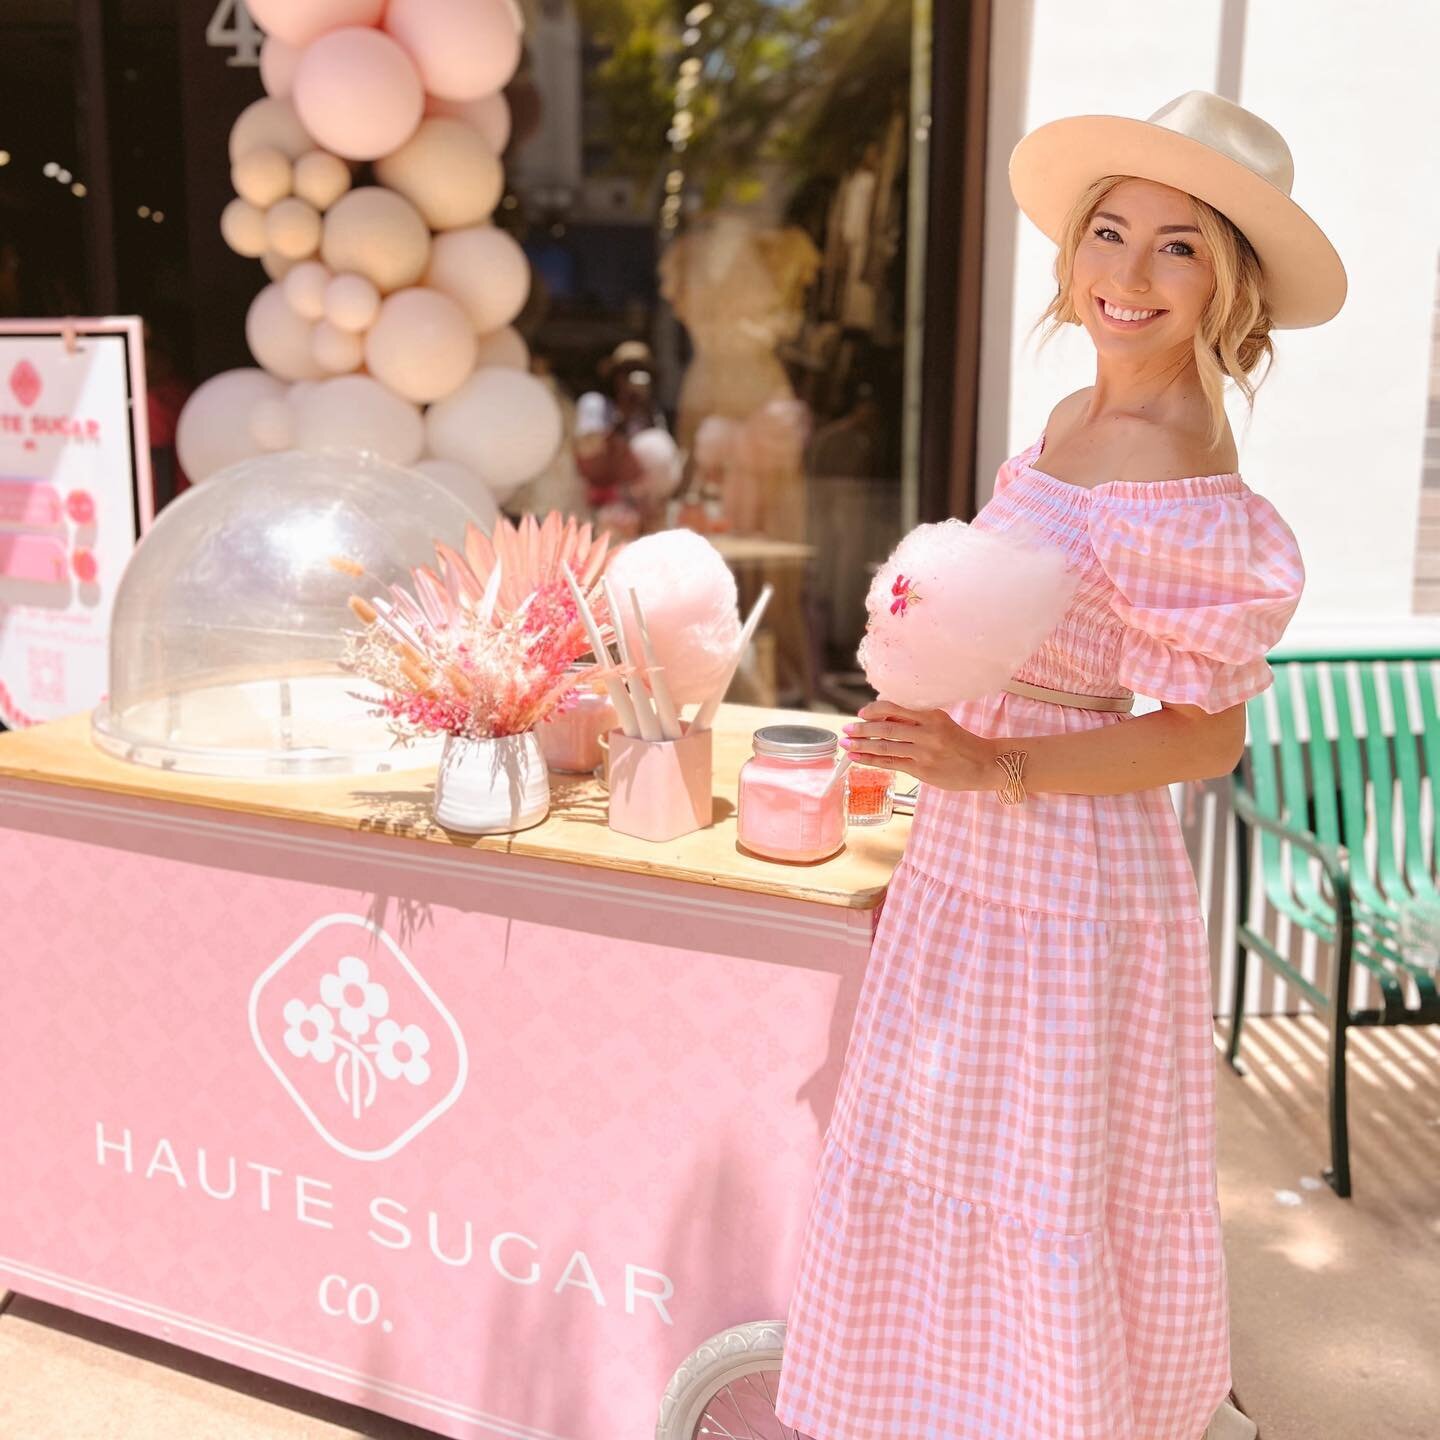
[0,0,935,714]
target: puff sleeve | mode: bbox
[1086,488,1305,713]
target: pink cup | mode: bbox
[607,724,714,843]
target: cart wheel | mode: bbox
[655,1319,815,1439]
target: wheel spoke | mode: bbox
[694,1368,811,1440]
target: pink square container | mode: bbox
[607,724,714,843]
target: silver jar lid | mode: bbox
[751,724,839,759]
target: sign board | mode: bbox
[0,318,153,728]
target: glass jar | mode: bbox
[536,666,616,774]
[845,764,895,826]
[737,724,847,863]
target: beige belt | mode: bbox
[1000,677,1135,713]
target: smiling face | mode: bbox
[1069,177,1216,357]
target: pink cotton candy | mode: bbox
[858,519,1080,708]
[604,528,742,705]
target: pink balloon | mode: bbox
[292,28,424,162]
[259,37,301,98]
[427,90,512,154]
[385,0,522,102]
[247,0,385,49]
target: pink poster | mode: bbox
[0,318,153,728]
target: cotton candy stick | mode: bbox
[630,587,683,740]
[562,560,639,737]
[603,575,662,741]
[691,583,773,733]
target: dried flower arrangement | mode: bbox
[340,511,619,744]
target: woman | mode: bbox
[772,91,1345,1440]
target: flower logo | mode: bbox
[251,915,466,1161]
[9,359,41,409]
[890,573,920,617]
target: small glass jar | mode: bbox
[537,666,616,774]
[737,724,847,863]
[845,764,895,826]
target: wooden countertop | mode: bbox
[0,705,909,910]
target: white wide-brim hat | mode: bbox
[1009,90,1346,329]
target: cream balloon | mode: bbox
[259,37,301,98]
[414,458,500,529]
[323,272,381,332]
[250,397,295,451]
[232,146,292,207]
[473,326,529,370]
[427,90,511,154]
[220,198,268,258]
[312,321,364,373]
[384,0,522,101]
[320,187,430,293]
[261,250,300,282]
[426,225,529,333]
[176,369,286,482]
[293,150,351,211]
[246,284,324,382]
[425,369,562,501]
[265,197,322,259]
[282,260,331,320]
[228,97,311,162]
[373,117,503,231]
[363,288,478,404]
[293,375,425,466]
[293,28,424,162]
[245,0,385,48]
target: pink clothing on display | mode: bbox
[773,432,1305,1440]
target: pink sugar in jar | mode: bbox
[537,666,616,774]
[737,724,848,863]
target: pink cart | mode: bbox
[0,706,906,1439]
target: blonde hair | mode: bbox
[1030,175,1274,450]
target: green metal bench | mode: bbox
[1228,645,1440,1198]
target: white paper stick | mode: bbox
[602,576,662,741]
[561,561,639,737]
[691,583,774,733]
[822,750,854,799]
[629,587,683,740]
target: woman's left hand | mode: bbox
[842,700,1001,793]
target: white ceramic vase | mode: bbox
[432,731,550,835]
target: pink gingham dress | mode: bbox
[773,431,1306,1440]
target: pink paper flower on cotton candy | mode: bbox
[858,519,1080,708]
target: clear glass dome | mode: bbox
[93,449,479,778]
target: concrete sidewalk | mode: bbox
[1,1015,1436,1439]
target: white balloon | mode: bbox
[473,326,529,370]
[259,36,301,98]
[427,91,511,155]
[414,458,500,529]
[312,320,364,373]
[294,375,425,465]
[228,97,311,162]
[282,260,331,320]
[265,196,322,259]
[261,250,300,282]
[250,396,294,451]
[246,0,385,48]
[176,369,286,482]
[630,427,683,503]
[320,187,430,293]
[293,150,351,211]
[426,225,530,333]
[232,146,292,208]
[246,284,324,382]
[426,369,563,501]
[364,287,478,404]
[220,198,268,258]
[373,117,503,231]
[384,0,521,101]
[323,272,381,332]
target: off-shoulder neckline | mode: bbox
[1018,432,1247,499]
